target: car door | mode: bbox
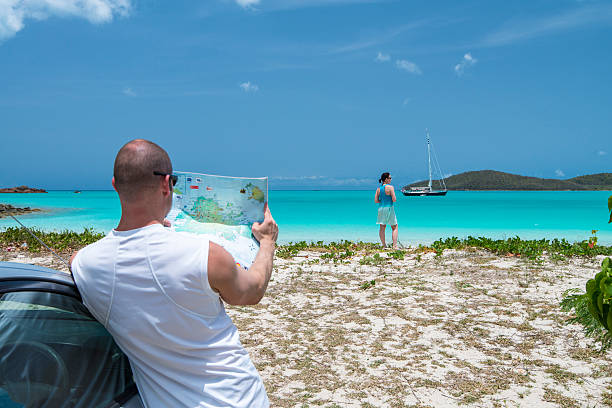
[0,262,143,408]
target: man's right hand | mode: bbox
[252,203,278,245]
[208,203,278,305]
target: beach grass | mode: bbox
[0,226,104,252]
[2,227,611,260]
[277,236,612,261]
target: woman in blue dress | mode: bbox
[374,172,398,249]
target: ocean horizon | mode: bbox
[1,190,611,245]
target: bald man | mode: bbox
[71,139,278,407]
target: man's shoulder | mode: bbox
[75,226,209,263]
[155,227,208,247]
[78,233,113,256]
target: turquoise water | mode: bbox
[1,190,611,245]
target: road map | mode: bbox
[166,172,267,269]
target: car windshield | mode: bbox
[0,291,135,408]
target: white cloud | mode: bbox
[122,87,136,97]
[482,4,612,47]
[374,52,390,62]
[235,0,260,9]
[598,150,607,156]
[327,21,426,55]
[454,52,477,76]
[395,59,421,74]
[555,169,565,177]
[240,81,259,92]
[0,0,130,41]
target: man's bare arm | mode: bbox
[208,203,278,305]
[69,251,79,273]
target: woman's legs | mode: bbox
[379,224,386,247]
[391,225,398,249]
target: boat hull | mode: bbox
[401,190,447,196]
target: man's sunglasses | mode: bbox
[153,171,178,187]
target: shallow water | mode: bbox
[1,190,611,245]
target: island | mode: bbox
[404,170,612,191]
[0,185,47,193]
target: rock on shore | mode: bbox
[0,204,41,218]
[0,185,47,193]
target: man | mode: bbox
[71,139,278,407]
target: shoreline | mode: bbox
[3,246,611,406]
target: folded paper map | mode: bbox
[166,172,267,269]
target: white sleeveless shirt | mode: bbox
[72,224,269,408]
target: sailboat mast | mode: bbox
[426,129,432,190]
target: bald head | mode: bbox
[113,139,172,199]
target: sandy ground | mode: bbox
[3,247,612,408]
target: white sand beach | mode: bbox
[3,247,611,407]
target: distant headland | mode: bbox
[405,171,612,191]
[0,185,47,193]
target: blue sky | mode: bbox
[0,0,610,190]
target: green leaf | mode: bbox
[601,277,612,296]
[595,271,606,288]
[586,278,597,295]
[588,301,602,324]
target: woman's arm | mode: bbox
[374,187,380,203]
[389,185,397,202]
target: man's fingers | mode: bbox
[263,202,274,223]
[263,202,271,220]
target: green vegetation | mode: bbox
[275,240,381,259]
[320,248,354,263]
[571,173,612,188]
[359,279,376,290]
[0,227,104,252]
[430,235,612,260]
[359,253,386,266]
[2,228,609,263]
[406,170,612,190]
[275,236,612,264]
[561,258,612,351]
[388,249,406,260]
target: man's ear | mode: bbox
[162,175,171,195]
[111,177,117,192]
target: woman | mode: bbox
[374,172,398,249]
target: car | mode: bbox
[0,261,144,408]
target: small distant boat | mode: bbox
[402,130,448,197]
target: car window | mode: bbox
[0,291,135,408]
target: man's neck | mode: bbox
[116,202,165,231]
[115,218,162,231]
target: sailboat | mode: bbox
[401,130,448,196]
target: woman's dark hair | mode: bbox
[379,172,390,184]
